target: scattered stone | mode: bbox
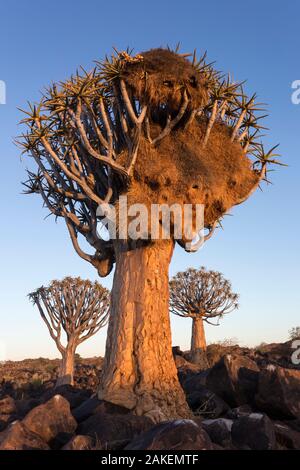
[125,419,214,450]
[22,395,77,443]
[255,366,300,419]
[231,413,276,450]
[62,434,94,450]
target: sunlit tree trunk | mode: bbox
[98,239,191,420]
[190,316,207,364]
[56,342,76,387]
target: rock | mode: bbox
[16,398,41,418]
[174,355,190,368]
[0,421,49,450]
[231,413,276,450]
[125,419,214,450]
[225,404,253,419]
[255,366,300,419]
[206,344,252,368]
[0,414,16,432]
[62,434,94,450]
[172,346,184,357]
[51,431,76,449]
[206,354,259,407]
[0,396,17,415]
[78,412,153,448]
[22,395,77,443]
[274,422,300,449]
[72,397,129,423]
[186,350,209,370]
[202,418,233,447]
[42,385,91,409]
[254,341,300,370]
[180,369,210,394]
[0,396,18,432]
[285,419,300,432]
[186,386,229,418]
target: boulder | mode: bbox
[274,422,300,449]
[125,419,214,450]
[72,397,129,423]
[206,344,252,368]
[202,418,233,447]
[0,396,18,432]
[78,412,153,448]
[186,386,229,418]
[255,366,300,419]
[0,414,15,432]
[254,341,300,370]
[62,434,94,450]
[231,413,276,450]
[206,354,259,407]
[16,398,41,418]
[0,421,49,450]
[42,385,91,409]
[0,396,17,415]
[22,395,77,443]
[180,369,210,394]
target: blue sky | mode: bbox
[0,0,299,360]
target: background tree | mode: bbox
[170,267,239,363]
[289,327,300,340]
[29,277,109,387]
[19,46,281,419]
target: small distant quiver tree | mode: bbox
[289,327,300,340]
[29,277,109,386]
[20,45,282,418]
[170,267,239,363]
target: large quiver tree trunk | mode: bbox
[98,239,191,420]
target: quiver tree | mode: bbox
[170,267,238,364]
[19,46,282,419]
[29,277,109,386]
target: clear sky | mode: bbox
[0,0,299,360]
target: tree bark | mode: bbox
[98,239,191,420]
[56,343,76,387]
[190,316,207,365]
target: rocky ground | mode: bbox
[0,341,299,450]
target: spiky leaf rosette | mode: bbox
[19,47,281,275]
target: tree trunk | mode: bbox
[56,343,76,387]
[190,316,207,365]
[98,239,191,420]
